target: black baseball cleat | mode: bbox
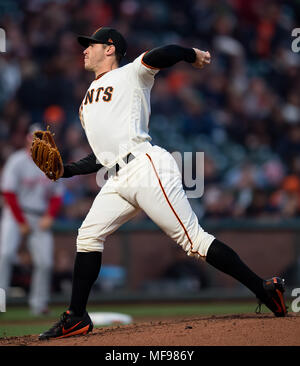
[256,277,288,317]
[39,310,93,340]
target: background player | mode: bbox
[0,124,64,315]
[39,28,287,340]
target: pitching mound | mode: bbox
[0,313,299,346]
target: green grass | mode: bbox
[0,301,274,338]
[0,325,49,338]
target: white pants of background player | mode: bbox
[0,208,53,314]
[77,142,215,258]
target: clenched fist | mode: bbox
[192,48,211,69]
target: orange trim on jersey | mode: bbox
[146,153,205,257]
[95,71,108,80]
[141,51,161,70]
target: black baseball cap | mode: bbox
[77,27,127,57]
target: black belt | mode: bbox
[115,153,135,173]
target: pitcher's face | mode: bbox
[83,43,106,72]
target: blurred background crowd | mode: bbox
[1,0,300,223]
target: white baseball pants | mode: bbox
[0,208,53,313]
[77,142,215,258]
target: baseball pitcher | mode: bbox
[37,27,287,339]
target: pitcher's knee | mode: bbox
[76,239,104,252]
[182,231,215,260]
[76,225,105,252]
[76,234,104,252]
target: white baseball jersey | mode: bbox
[79,52,159,168]
[1,149,64,213]
[76,51,215,258]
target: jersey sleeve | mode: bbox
[62,152,101,178]
[131,52,160,88]
[1,154,21,192]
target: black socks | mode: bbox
[69,252,102,317]
[206,239,266,300]
[68,241,267,317]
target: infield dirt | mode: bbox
[0,313,299,346]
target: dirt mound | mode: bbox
[1,313,299,346]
